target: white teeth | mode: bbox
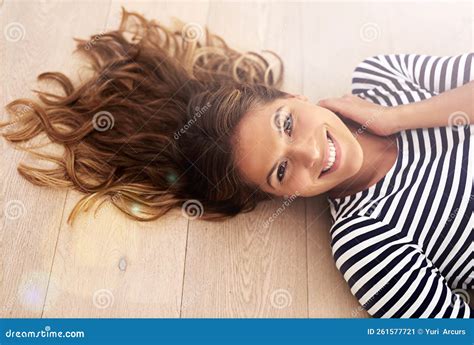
[322,137,337,173]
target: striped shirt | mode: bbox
[327,53,474,318]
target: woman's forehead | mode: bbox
[233,99,289,187]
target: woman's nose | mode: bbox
[292,136,321,169]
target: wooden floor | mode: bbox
[1,0,473,318]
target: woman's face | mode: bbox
[233,95,364,197]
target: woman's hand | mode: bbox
[317,94,399,137]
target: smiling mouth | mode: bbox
[318,130,337,178]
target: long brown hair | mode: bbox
[0,8,288,224]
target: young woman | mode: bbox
[1,9,472,318]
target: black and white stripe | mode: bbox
[327,53,474,318]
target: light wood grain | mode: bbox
[181,198,308,317]
[43,0,210,318]
[43,191,188,317]
[1,0,472,319]
[181,1,309,318]
[0,0,108,318]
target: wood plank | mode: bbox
[0,0,111,318]
[181,1,308,318]
[301,1,473,101]
[43,191,188,317]
[2,0,471,319]
[106,0,211,31]
[182,198,307,317]
[42,0,209,317]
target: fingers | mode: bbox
[317,98,335,106]
[317,97,343,111]
[317,94,349,105]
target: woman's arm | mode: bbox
[319,53,474,136]
[389,80,474,132]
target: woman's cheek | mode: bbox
[288,172,311,196]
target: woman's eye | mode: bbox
[276,160,288,183]
[283,113,293,136]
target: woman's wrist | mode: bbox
[386,105,406,134]
[384,105,405,134]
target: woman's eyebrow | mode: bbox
[265,105,286,189]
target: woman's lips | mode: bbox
[319,130,340,178]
